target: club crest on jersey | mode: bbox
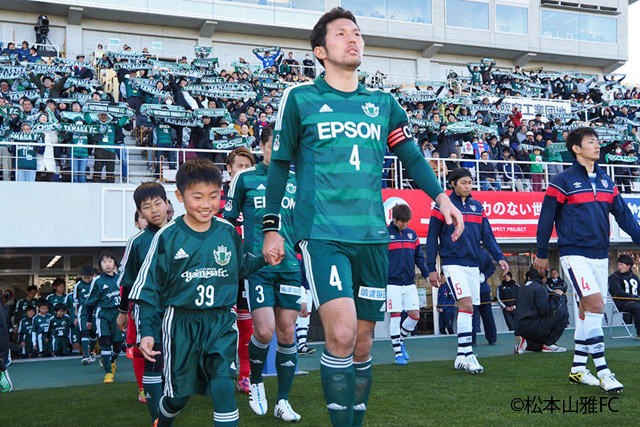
[273,134,280,151]
[224,200,233,212]
[601,179,608,188]
[470,205,477,212]
[213,245,232,266]
[362,102,379,118]
[286,183,297,194]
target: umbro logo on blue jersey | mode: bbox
[573,182,582,188]
[319,104,333,113]
[174,248,189,260]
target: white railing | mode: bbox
[2,141,639,193]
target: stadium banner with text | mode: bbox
[487,96,572,121]
[382,190,552,242]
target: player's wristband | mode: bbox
[262,214,281,232]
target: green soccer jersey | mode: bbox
[86,272,121,309]
[49,315,72,339]
[130,215,266,339]
[18,317,34,342]
[47,292,67,313]
[271,74,414,244]
[33,313,53,337]
[224,161,298,272]
[118,226,158,290]
[14,298,37,324]
[15,144,39,170]
[73,279,93,307]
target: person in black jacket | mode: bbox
[497,272,519,330]
[547,268,567,307]
[478,151,501,191]
[608,254,640,337]
[514,267,568,353]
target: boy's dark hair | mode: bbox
[261,124,274,145]
[504,271,513,280]
[26,305,36,312]
[26,285,37,292]
[37,298,48,307]
[135,210,140,223]
[448,167,473,186]
[566,127,598,159]
[391,204,412,222]
[133,181,167,210]
[99,251,117,265]
[176,158,222,193]
[54,303,66,312]
[310,7,359,67]
[52,278,65,287]
[80,264,94,276]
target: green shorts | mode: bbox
[247,269,302,312]
[298,239,388,322]
[95,307,124,341]
[77,305,96,333]
[162,307,238,398]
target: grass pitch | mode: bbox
[2,347,637,426]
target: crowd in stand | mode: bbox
[2,41,640,191]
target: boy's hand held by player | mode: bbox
[139,336,160,362]
[429,271,441,288]
[435,194,464,241]
[499,260,510,277]
[116,312,128,332]
[533,257,548,276]
[262,231,284,266]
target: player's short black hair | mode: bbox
[52,278,65,288]
[135,210,140,223]
[310,7,359,67]
[80,264,94,276]
[37,298,48,307]
[566,127,598,159]
[26,285,37,293]
[133,181,167,210]
[54,303,66,312]
[504,271,513,280]
[99,251,117,266]
[261,124,274,145]
[391,204,412,222]
[448,167,473,186]
[25,305,36,312]
[176,158,222,193]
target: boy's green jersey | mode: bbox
[118,226,158,289]
[73,279,93,311]
[130,215,266,338]
[33,313,53,336]
[49,314,72,338]
[18,317,35,341]
[86,272,121,309]
[272,74,411,244]
[224,161,298,272]
[46,292,67,313]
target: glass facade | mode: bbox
[541,9,617,44]
[222,0,324,12]
[446,0,489,30]
[496,4,527,34]
[343,0,432,23]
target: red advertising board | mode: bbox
[382,190,553,240]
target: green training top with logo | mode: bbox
[86,272,121,309]
[33,313,53,337]
[118,227,159,290]
[49,314,72,338]
[18,317,34,342]
[73,279,93,307]
[129,215,267,339]
[270,73,416,244]
[47,293,67,313]
[224,161,298,272]
[14,298,37,324]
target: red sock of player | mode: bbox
[237,315,253,379]
[132,347,145,389]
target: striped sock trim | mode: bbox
[251,335,270,349]
[143,375,163,384]
[276,344,297,355]
[213,409,240,422]
[354,357,372,370]
[159,397,180,418]
[321,352,353,369]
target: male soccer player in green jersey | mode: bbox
[261,8,464,426]
[18,305,37,358]
[74,265,97,364]
[46,278,68,313]
[116,182,169,420]
[33,300,53,357]
[131,158,268,427]
[49,303,72,356]
[14,285,38,326]
[225,126,301,422]
[86,253,122,383]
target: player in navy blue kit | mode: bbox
[535,127,640,393]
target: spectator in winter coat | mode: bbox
[498,272,519,330]
[608,254,640,337]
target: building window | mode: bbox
[225,0,325,12]
[342,0,432,24]
[541,9,617,44]
[446,0,489,30]
[496,4,528,34]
